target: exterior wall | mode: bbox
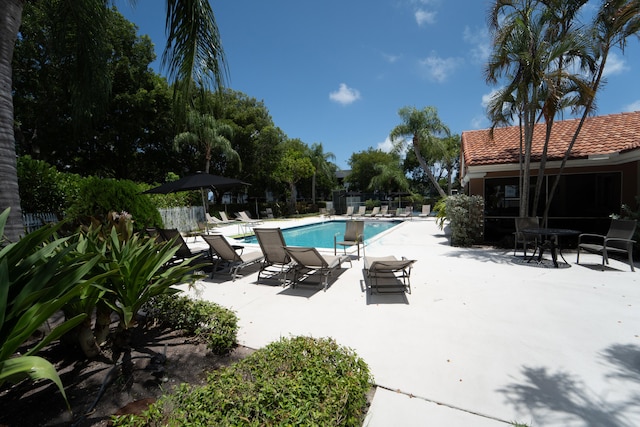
[466,160,640,241]
[468,161,638,208]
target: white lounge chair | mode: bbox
[236,210,263,225]
[375,205,391,218]
[365,206,380,217]
[418,205,431,218]
[396,206,413,219]
[352,206,366,217]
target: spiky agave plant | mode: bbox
[0,208,103,407]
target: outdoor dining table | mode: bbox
[522,227,581,268]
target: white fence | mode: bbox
[23,212,59,234]
[158,206,205,233]
[23,207,205,234]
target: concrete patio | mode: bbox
[176,217,640,427]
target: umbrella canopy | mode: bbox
[143,173,250,194]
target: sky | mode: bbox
[120,0,640,169]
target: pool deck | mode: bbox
[179,216,640,427]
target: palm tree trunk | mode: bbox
[412,136,446,198]
[311,173,316,205]
[0,0,25,242]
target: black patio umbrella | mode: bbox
[144,172,250,215]
[143,173,250,194]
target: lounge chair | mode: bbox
[514,217,540,257]
[577,219,637,271]
[254,228,292,284]
[334,220,365,259]
[319,207,334,218]
[365,206,380,217]
[219,211,236,223]
[206,212,234,227]
[146,227,164,243]
[158,228,210,265]
[364,255,416,294]
[352,206,366,217]
[397,206,413,219]
[418,205,431,218]
[284,246,350,290]
[344,206,355,217]
[202,234,264,281]
[236,210,263,225]
[375,205,391,218]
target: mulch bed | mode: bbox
[0,324,253,427]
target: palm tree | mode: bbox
[174,109,239,174]
[0,0,227,242]
[486,0,638,223]
[486,0,545,217]
[543,0,640,220]
[308,142,336,204]
[440,135,461,196]
[389,106,450,198]
[368,159,410,194]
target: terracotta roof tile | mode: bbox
[461,111,640,166]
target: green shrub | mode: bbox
[17,156,84,218]
[65,177,162,230]
[365,199,380,210]
[143,294,238,355]
[434,197,447,230]
[112,336,372,427]
[445,194,484,247]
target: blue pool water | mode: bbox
[242,220,400,248]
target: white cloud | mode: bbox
[329,83,361,105]
[382,52,401,63]
[604,52,629,76]
[415,9,436,26]
[463,26,491,64]
[410,0,440,6]
[623,100,640,112]
[481,89,500,108]
[470,115,488,129]
[378,136,410,157]
[419,53,463,82]
[377,137,395,153]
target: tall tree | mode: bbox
[173,109,238,174]
[13,4,178,181]
[308,142,336,204]
[346,148,401,193]
[272,138,315,214]
[439,135,461,196]
[389,106,450,198]
[0,0,227,241]
[368,156,409,195]
[209,89,282,196]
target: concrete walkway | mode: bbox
[177,217,640,427]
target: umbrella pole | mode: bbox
[200,189,207,228]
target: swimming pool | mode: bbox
[242,220,401,248]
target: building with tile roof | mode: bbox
[460,111,640,241]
